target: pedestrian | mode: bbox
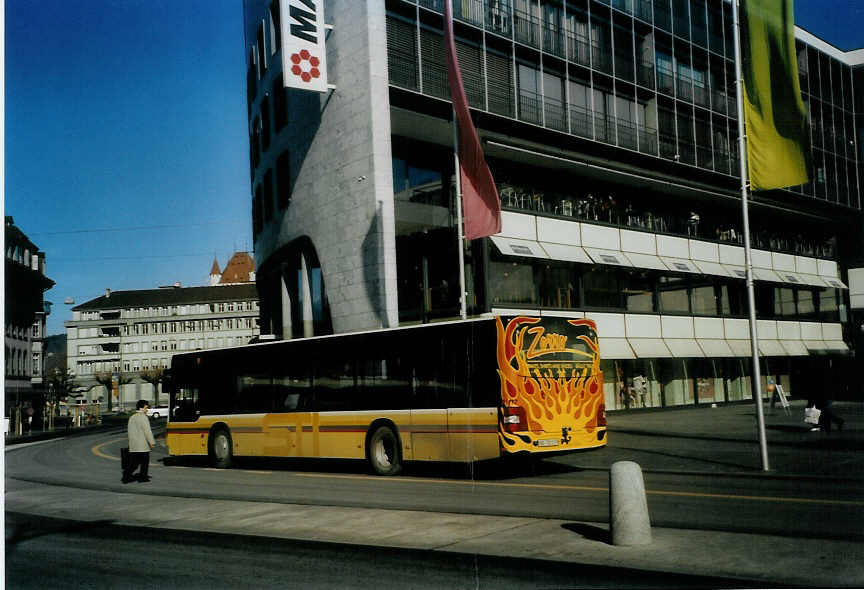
[122,400,155,483]
[807,388,845,433]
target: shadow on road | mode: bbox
[161,454,589,481]
[5,515,116,553]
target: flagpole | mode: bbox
[453,105,468,321]
[732,0,770,471]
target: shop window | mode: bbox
[660,359,694,406]
[724,359,753,402]
[691,359,724,404]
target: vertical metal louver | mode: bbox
[486,52,514,117]
[386,17,419,90]
[421,28,448,98]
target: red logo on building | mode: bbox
[289,49,321,83]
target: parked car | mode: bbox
[146,406,170,419]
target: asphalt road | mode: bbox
[6,424,864,542]
[4,512,766,590]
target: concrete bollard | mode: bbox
[609,461,652,546]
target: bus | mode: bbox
[165,315,606,475]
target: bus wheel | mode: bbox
[367,425,402,476]
[209,428,233,469]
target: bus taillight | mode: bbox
[598,404,607,427]
[502,406,527,433]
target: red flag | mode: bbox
[443,1,501,240]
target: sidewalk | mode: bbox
[6,476,863,587]
[6,401,864,587]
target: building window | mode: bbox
[583,266,621,309]
[658,275,690,314]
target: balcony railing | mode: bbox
[566,33,591,67]
[495,181,838,259]
[513,8,540,48]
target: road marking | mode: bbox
[92,438,126,461]
[294,472,864,506]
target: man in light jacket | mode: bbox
[123,399,156,483]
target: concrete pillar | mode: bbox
[280,275,292,340]
[609,461,652,546]
[300,254,314,338]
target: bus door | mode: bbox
[264,375,308,457]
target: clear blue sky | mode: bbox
[5,1,863,336]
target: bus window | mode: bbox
[235,375,274,413]
[273,371,310,411]
[357,356,412,410]
[313,357,355,411]
[173,387,200,421]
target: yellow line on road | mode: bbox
[294,472,864,506]
[92,438,126,461]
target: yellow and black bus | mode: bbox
[166,315,606,475]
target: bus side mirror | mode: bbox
[161,373,172,394]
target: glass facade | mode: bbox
[386,0,862,211]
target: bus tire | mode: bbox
[367,425,402,476]
[208,427,233,469]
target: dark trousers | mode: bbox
[819,407,844,432]
[123,451,150,481]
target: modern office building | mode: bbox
[65,255,260,409]
[5,216,54,423]
[244,0,863,409]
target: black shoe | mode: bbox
[122,477,134,484]
[137,476,152,482]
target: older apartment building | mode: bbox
[5,216,54,420]
[65,253,260,409]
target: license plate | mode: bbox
[537,439,558,447]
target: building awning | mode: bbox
[752,267,783,282]
[624,252,669,271]
[824,340,851,352]
[776,271,806,286]
[584,248,634,267]
[692,260,733,278]
[804,340,829,352]
[697,339,736,357]
[627,338,673,357]
[724,264,749,280]
[795,273,829,288]
[664,339,705,357]
[599,337,636,359]
[659,256,700,274]
[727,339,752,357]
[758,339,788,356]
[539,242,594,264]
[490,236,548,259]
[780,340,809,355]
[821,277,848,289]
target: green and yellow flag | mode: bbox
[741,0,810,191]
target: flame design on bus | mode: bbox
[496,316,605,453]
